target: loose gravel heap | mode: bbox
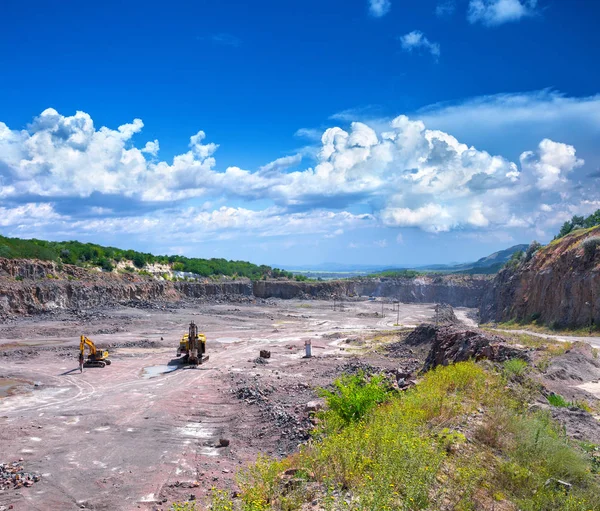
[0,460,41,490]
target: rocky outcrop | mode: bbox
[480,227,600,328]
[422,326,529,371]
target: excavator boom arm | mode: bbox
[80,336,97,356]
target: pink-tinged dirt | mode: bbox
[0,299,452,510]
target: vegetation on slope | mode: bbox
[555,209,600,240]
[190,361,600,511]
[0,235,292,280]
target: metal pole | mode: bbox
[396,302,400,326]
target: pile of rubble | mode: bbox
[424,326,529,371]
[233,384,272,404]
[0,460,41,490]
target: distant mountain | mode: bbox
[415,244,529,274]
[286,244,529,277]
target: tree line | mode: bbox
[0,235,293,280]
[555,209,600,239]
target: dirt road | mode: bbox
[0,299,450,510]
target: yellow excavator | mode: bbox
[79,335,111,368]
[177,321,208,365]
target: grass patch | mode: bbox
[547,393,592,412]
[547,393,570,408]
[481,328,573,357]
[484,321,600,337]
[170,502,197,511]
[214,361,600,510]
[503,358,528,379]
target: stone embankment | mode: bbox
[480,227,600,328]
[0,258,492,317]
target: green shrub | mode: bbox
[547,393,590,412]
[317,371,391,429]
[505,250,525,269]
[582,237,600,258]
[525,240,542,262]
[547,393,570,407]
[99,257,114,272]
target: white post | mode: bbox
[305,339,312,358]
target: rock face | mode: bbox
[480,227,600,328]
[0,259,249,316]
[421,326,528,371]
[0,258,492,317]
[253,275,491,307]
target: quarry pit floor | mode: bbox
[0,299,472,511]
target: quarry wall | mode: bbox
[0,258,491,316]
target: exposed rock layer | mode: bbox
[0,258,491,316]
[253,275,490,307]
[480,227,600,328]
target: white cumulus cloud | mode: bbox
[399,31,441,58]
[520,138,584,190]
[0,106,590,242]
[369,0,391,17]
[468,0,538,26]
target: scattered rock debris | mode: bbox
[0,461,41,490]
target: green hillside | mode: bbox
[373,244,529,276]
[0,235,292,280]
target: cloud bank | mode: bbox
[0,100,593,246]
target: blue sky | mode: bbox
[1,0,599,267]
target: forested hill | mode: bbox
[0,235,292,279]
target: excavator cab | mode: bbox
[80,336,111,368]
[176,322,208,365]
